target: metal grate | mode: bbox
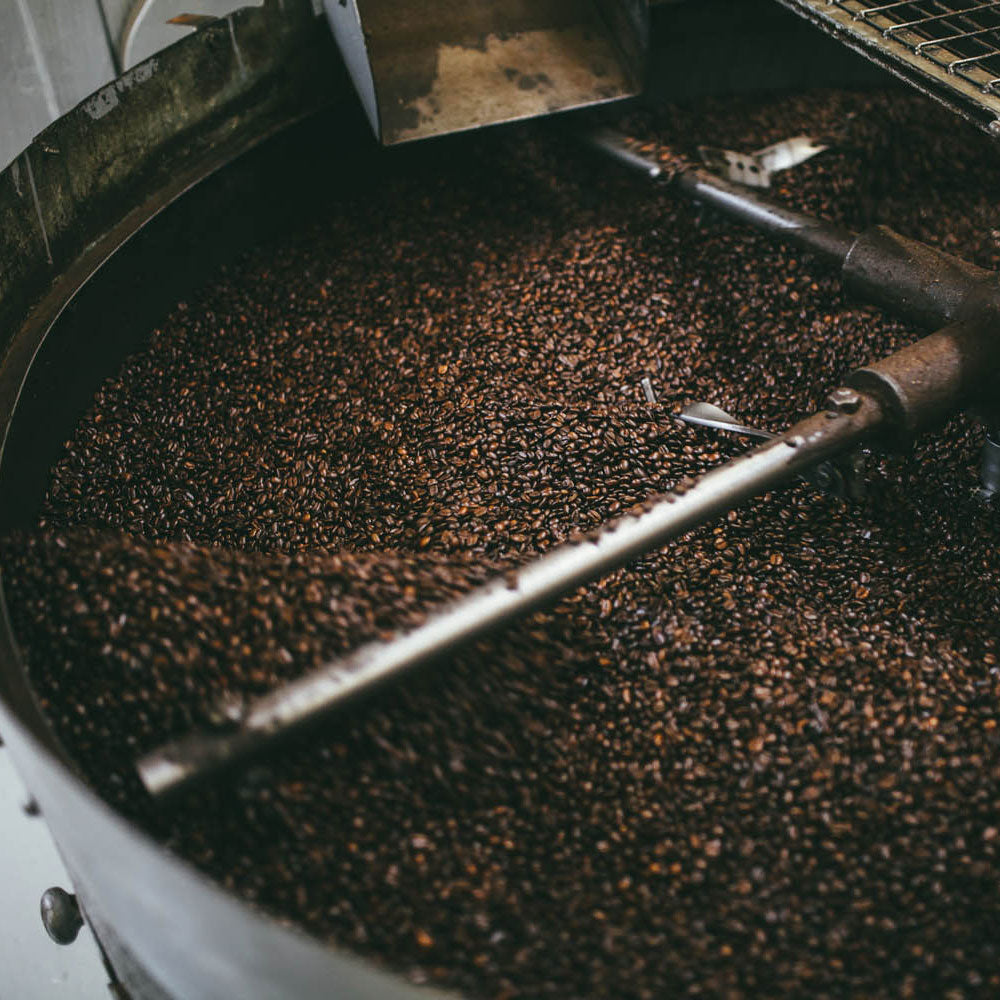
[833,1,1000,91]
[777,0,1000,135]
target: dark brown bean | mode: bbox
[4,86,1000,999]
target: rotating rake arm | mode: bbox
[136,135,1000,799]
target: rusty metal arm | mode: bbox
[136,306,1000,798]
[137,389,885,797]
[136,130,1000,799]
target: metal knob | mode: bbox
[40,887,83,945]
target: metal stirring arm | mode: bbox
[137,126,1000,796]
[138,389,885,798]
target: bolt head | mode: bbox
[826,387,862,413]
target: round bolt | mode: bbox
[40,887,84,945]
[813,464,834,490]
[989,120,1000,138]
[826,387,862,414]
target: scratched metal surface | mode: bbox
[325,0,644,144]
[0,1,264,171]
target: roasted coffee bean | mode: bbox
[4,88,1000,998]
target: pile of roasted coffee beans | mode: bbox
[5,87,1000,997]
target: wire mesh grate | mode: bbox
[826,1,1000,94]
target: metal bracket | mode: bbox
[677,401,866,500]
[698,135,828,189]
